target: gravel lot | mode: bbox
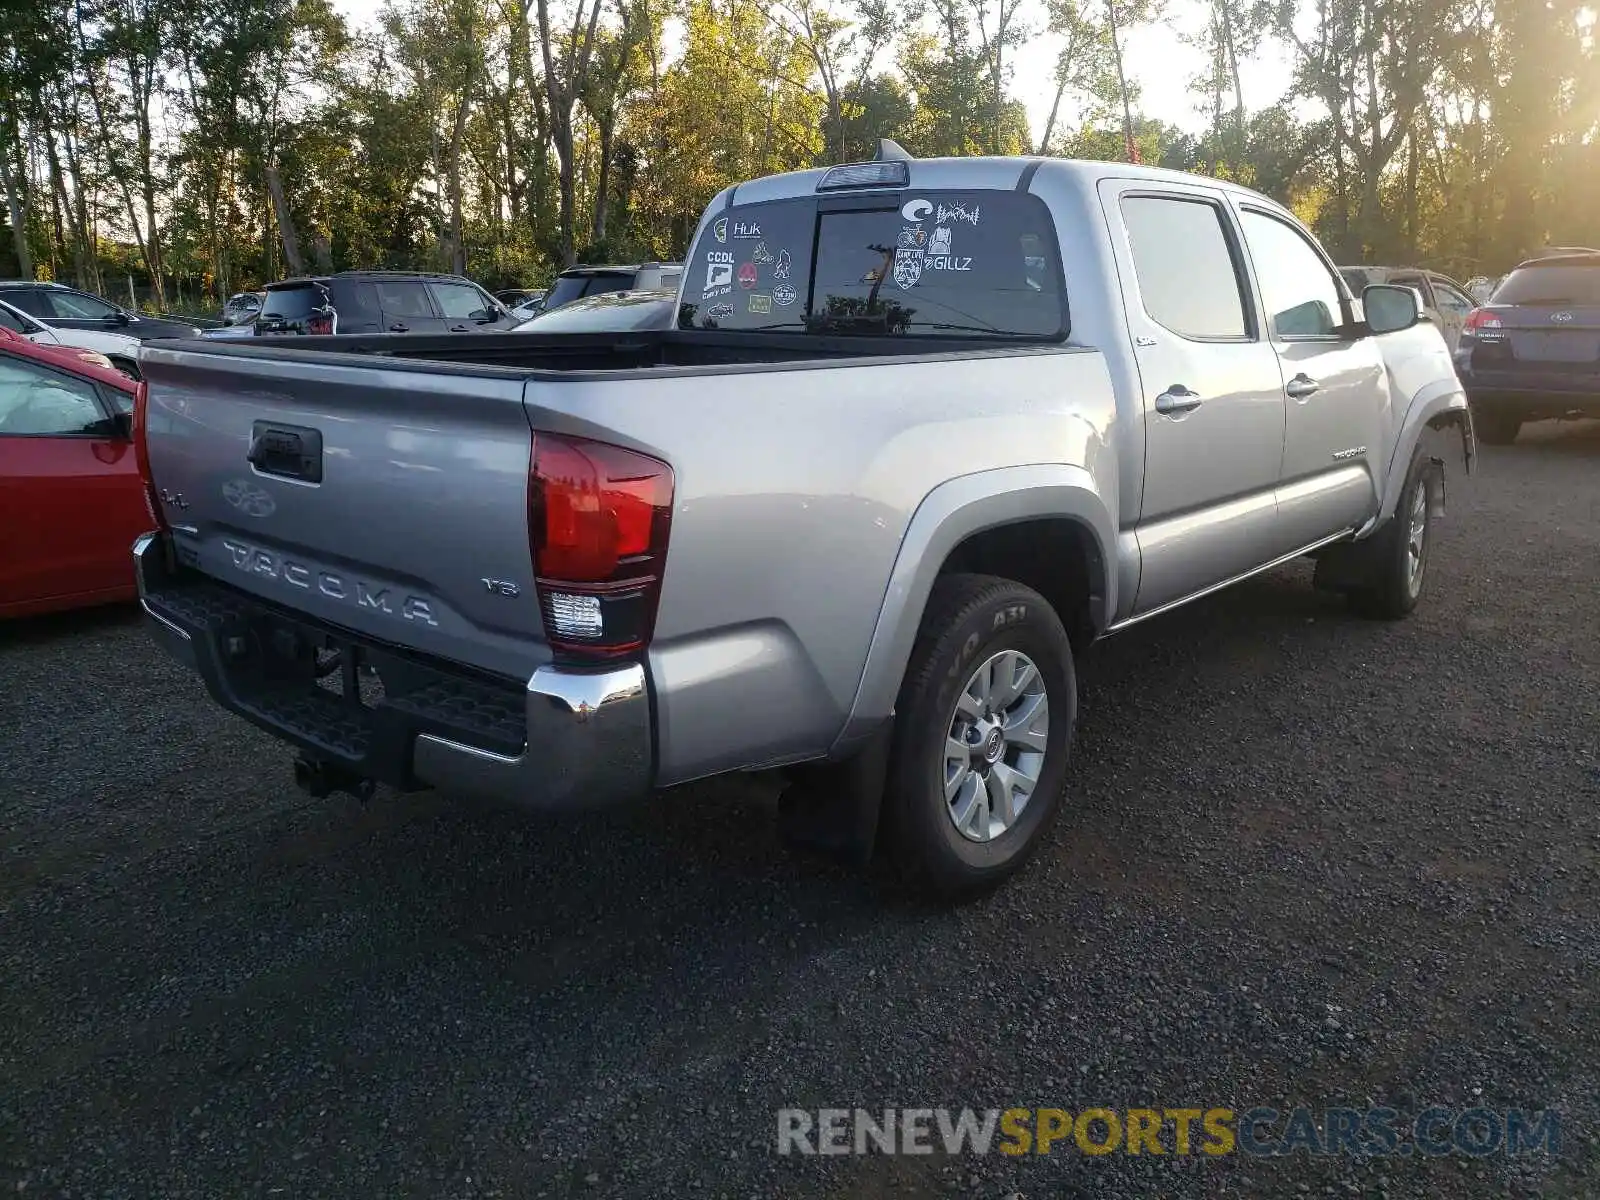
[3,422,1598,1199]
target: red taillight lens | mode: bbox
[307,311,335,335]
[131,379,168,531]
[530,433,674,657]
[1462,308,1504,337]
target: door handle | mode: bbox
[388,323,409,333]
[1154,385,1203,415]
[1285,374,1319,399]
[449,324,470,332]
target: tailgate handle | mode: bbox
[248,421,324,483]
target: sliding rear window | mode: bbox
[679,191,1067,339]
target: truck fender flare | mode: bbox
[828,464,1116,757]
[1370,380,1475,532]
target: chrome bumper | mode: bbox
[132,532,653,810]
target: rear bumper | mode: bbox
[133,532,653,810]
[1460,366,1600,414]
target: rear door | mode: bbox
[1487,262,1600,377]
[37,287,129,334]
[0,352,141,609]
[1101,181,1290,613]
[373,279,446,334]
[427,280,500,331]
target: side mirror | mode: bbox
[112,411,135,440]
[1363,284,1423,335]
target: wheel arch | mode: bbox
[829,465,1115,758]
[1370,380,1474,532]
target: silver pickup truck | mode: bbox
[132,146,1474,899]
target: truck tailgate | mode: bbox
[138,345,547,681]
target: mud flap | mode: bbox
[1313,456,1446,594]
[776,720,892,867]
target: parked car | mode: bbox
[1465,276,1502,305]
[200,317,262,340]
[255,272,515,337]
[1339,266,1479,350]
[131,147,1473,900]
[540,263,683,313]
[0,325,115,371]
[221,292,263,326]
[0,331,149,619]
[495,288,545,309]
[0,281,202,344]
[0,297,144,379]
[507,291,549,320]
[512,288,678,332]
[1456,251,1600,444]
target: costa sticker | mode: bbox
[937,201,980,226]
[713,217,728,243]
[901,198,933,222]
[893,247,923,289]
[929,226,953,256]
[751,242,775,265]
[737,263,759,289]
[748,293,772,314]
[773,249,792,281]
[772,284,797,306]
[707,302,734,320]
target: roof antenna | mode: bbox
[875,139,914,162]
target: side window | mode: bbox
[1239,211,1344,338]
[45,289,120,320]
[375,281,434,318]
[1120,195,1249,339]
[1434,282,1475,317]
[429,282,489,318]
[0,305,29,333]
[0,356,108,436]
[4,289,52,317]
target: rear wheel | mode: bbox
[1349,450,1434,620]
[884,574,1077,900]
[1474,408,1521,445]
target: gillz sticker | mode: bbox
[929,226,953,255]
[732,220,762,238]
[737,263,759,289]
[748,294,772,314]
[773,283,797,306]
[773,249,792,281]
[937,202,980,226]
[750,242,775,265]
[924,255,972,272]
[893,247,924,289]
[713,217,728,244]
[707,302,734,320]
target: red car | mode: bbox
[0,329,155,617]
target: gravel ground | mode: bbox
[2,421,1598,1199]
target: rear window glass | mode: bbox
[679,191,1066,338]
[545,272,635,311]
[262,282,333,320]
[1491,264,1600,306]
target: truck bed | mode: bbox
[163,327,1076,377]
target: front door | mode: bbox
[1234,206,1387,549]
[1101,181,1289,614]
[373,280,446,335]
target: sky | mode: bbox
[331,0,1298,146]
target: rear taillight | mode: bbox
[1462,308,1504,339]
[132,379,167,531]
[307,311,335,335]
[529,433,674,659]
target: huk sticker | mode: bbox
[750,242,775,265]
[707,302,734,320]
[737,262,759,289]
[937,202,980,226]
[929,226,953,256]
[713,217,728,244]
[893,247,924,289]
[772,283,797,306]
[773,249,792,281]
[748,293,772,314]
[901,198,933,222]
[703,250,734,296]
[732,220,762,239]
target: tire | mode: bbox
[883,573,1077,901]
[1474,408,1521,445]
[1349,449,1434,621]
